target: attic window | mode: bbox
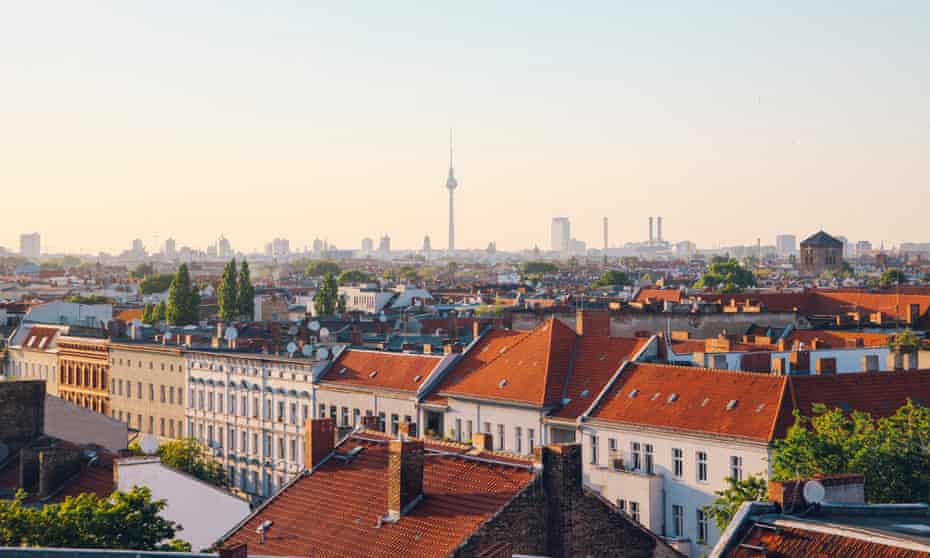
[755,403,766,412]
[499,347,508,354]
[628,389,639,399]
[599,355,607,361]
[413,375,422,383]
[369,370,378,378]
[498,379,508,389]
[580,389,590,398]
[701,398,711,407]
[726,399,739,411]
[667,393,679,403]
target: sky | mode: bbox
[1,1,928,254]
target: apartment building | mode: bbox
[5,324,66,394]
[185,350,330,500]
[57,335,110,414]
[108,343,187,440]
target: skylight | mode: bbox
[413,375,422,383]
[628,389,639,399]
[580,389,590,398]
[667,393,679,403]
[726,399,739,410]
[369,370,378,378]
[498,379,508,388]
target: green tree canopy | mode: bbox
[880,268,907,288]
[339,269,374,284]
[772,400,930,504]
[521,261,558,276]
[139,273,175,295]
[217,259,238,322]
[592,270,631,288]
[130,263,155,280]
[314,272,339,316]
[165,264,199,326]
[694,258,756,292]
[703,474,768,532]
[65,295,114,305]
[305,260,341,277]
[237,260,255,320]
[0,487,188,551]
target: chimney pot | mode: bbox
[360,414,381,430]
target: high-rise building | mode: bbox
[361,237,374,253]
[855,240,873,257]
[271,238,290,258]
[422,235,432,252]
[379,235,391,254]
[313,238,324,254]
[131,239,146,258]
[445,129,459,252]
[19,233,40,260]
[217,235,233,259]
[551,218,570,252]
[164,238,177,259]
[775,234,796,256]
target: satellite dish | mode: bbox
[288,325,298,336]
[803,480,826,505]
[225,327,239,341]
[301,345,313,357]
[309,320,321,332]
[379,313,387,323]
[317,347,330,360]
[139,434,160,455]
[165,331,173,341]
[286,342,297,354]
[320,327,330,339]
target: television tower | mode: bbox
[445,129,458,252]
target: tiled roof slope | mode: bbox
[729,523,930,558]
[223,432,536,558]
[320,349,443,394]
[784,329,890,348]
[633,287,683,304]
[21,326,61,350]
[431,319,575,407]
[773,370,930,438]
[553,336,647,420]
[588,363,788,442]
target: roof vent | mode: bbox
[755,403,766,412]
[599,355,607,361]
[498,379,508,389]
[580,389,590,398]
[413,375,422,383]
[561,397,571,405]
[701,397,711,407]
[628,389,639,399]
[369,370,378,378]
[726,399,739,410]
[499,347,508,354]
[667,393,679,403]
[650,392,661,401]
[339,367,347,375]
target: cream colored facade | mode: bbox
[108,343,187,441]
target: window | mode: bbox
[207,425,214,445]
[672,504,684,538]
[352,408,360,426]
[617,499,626,512]
[515,426,522,454]
[265,398,273,420]
[252,433,259,455]
[673,448,684,478]
[644,444,654,474]
[342,407,350,427]
[455,418,463,442]
[229,428,236,451]
[483,422,491,434]
[149,383,154,401]
[630,501,640,523]
[697,451,708,482]
[590,435,599,464]
[218,395,224,414]
[391,414,399,434]
[242,431,248,453]
[278,401,286,422]
[291,403,298,424]
[263,434,271,456]
[319,403,326,418]
[138,382,143,399]
[329,405,337,421]
[608,438,617,453]
[730,455,743,481]
[378,412,386,432]
[466,420,473,442]
[159,418,165,436]
[528,428,535,452]
[253,397,259,418]
[207,392,214,412]
[278,437,285,459]
[631,442,642,471]
[497,424,505,450]
[696,509,709,543]
[303,405,309,422]
[289,439,297,461]
[229,394,236,414]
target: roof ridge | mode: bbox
[630,361,784,380]
[767,375,791,443]
[462,321,549,374]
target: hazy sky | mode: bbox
[1,2,928,254]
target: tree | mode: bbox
[155,301,167,322]
[217,259,239,322]
[703,474,768,532]
[130,263,155,280]
[237,260,255,320]
[880,268,907,288]
[142,303,156,325]
[0,487,188,550]
[772,401,930,504]
[65,295,113,305]
[694,259,756,292]
[892,328,923,350]
[139,273,174,295]
[592,270,631,288]
[339,269,374,284]
[166,264,198,326]
[314,272,339,316]
[154,439,228,487]
[305,260,341,277]
[521,261,558,276]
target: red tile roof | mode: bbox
[222,433,536,558]
[784,329,891,349]
[669,338,708,355]
[116,308,144,322]
[431,319,576,407]
[729,522,930,558]
[552,336,647,420]
[321,349,443,394]
[633,287,683,304]
[588,363,788,443]
[21,326,61,350]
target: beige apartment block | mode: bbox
[109,343,187,441]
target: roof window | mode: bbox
[667,393,679,403]
[369,370,378,378]
[628,389,639,399]
[726,399,739,411]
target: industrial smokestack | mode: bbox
[657,216,663,242]
[603,217,608,251]
[648,216,654,244]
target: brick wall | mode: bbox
[0,380,45,443]
[38,446,83,499]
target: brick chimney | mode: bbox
[443,342,463,355]
[472,432,494,451]
[387,438,424,520]
[769,474,865,511]
[536,444,583,558]
[304,418,335,470]
[361,414,381,430]
[473,320,482,339]
[219,543,248,558]
[350,326,363,346]
[575,309,610,337]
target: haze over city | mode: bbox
[2,1,929,254]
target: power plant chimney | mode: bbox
[657,216,663,243]
[648,216,654,244]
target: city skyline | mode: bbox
[2,2,929,253]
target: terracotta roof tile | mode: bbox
[321,349,443,394]
[589,363,788,442]
[222,433,536,558]
[553,336,647,420]
[729,523,930,558]
[785,329,890,349]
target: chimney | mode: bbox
[648,217,654,244]
[473,320,482,339]
[387,438,424,520]
[769,475,865,511]
[443,342,463,355]
[657,216,663,242]
[219,543,248,558]
[361,414,380,430]
[537,444,583,557]
[304,418,335,470]
[422,343,432,354]
[576,309,610,337]
[472,432,494,451]
[350,326,362,346]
